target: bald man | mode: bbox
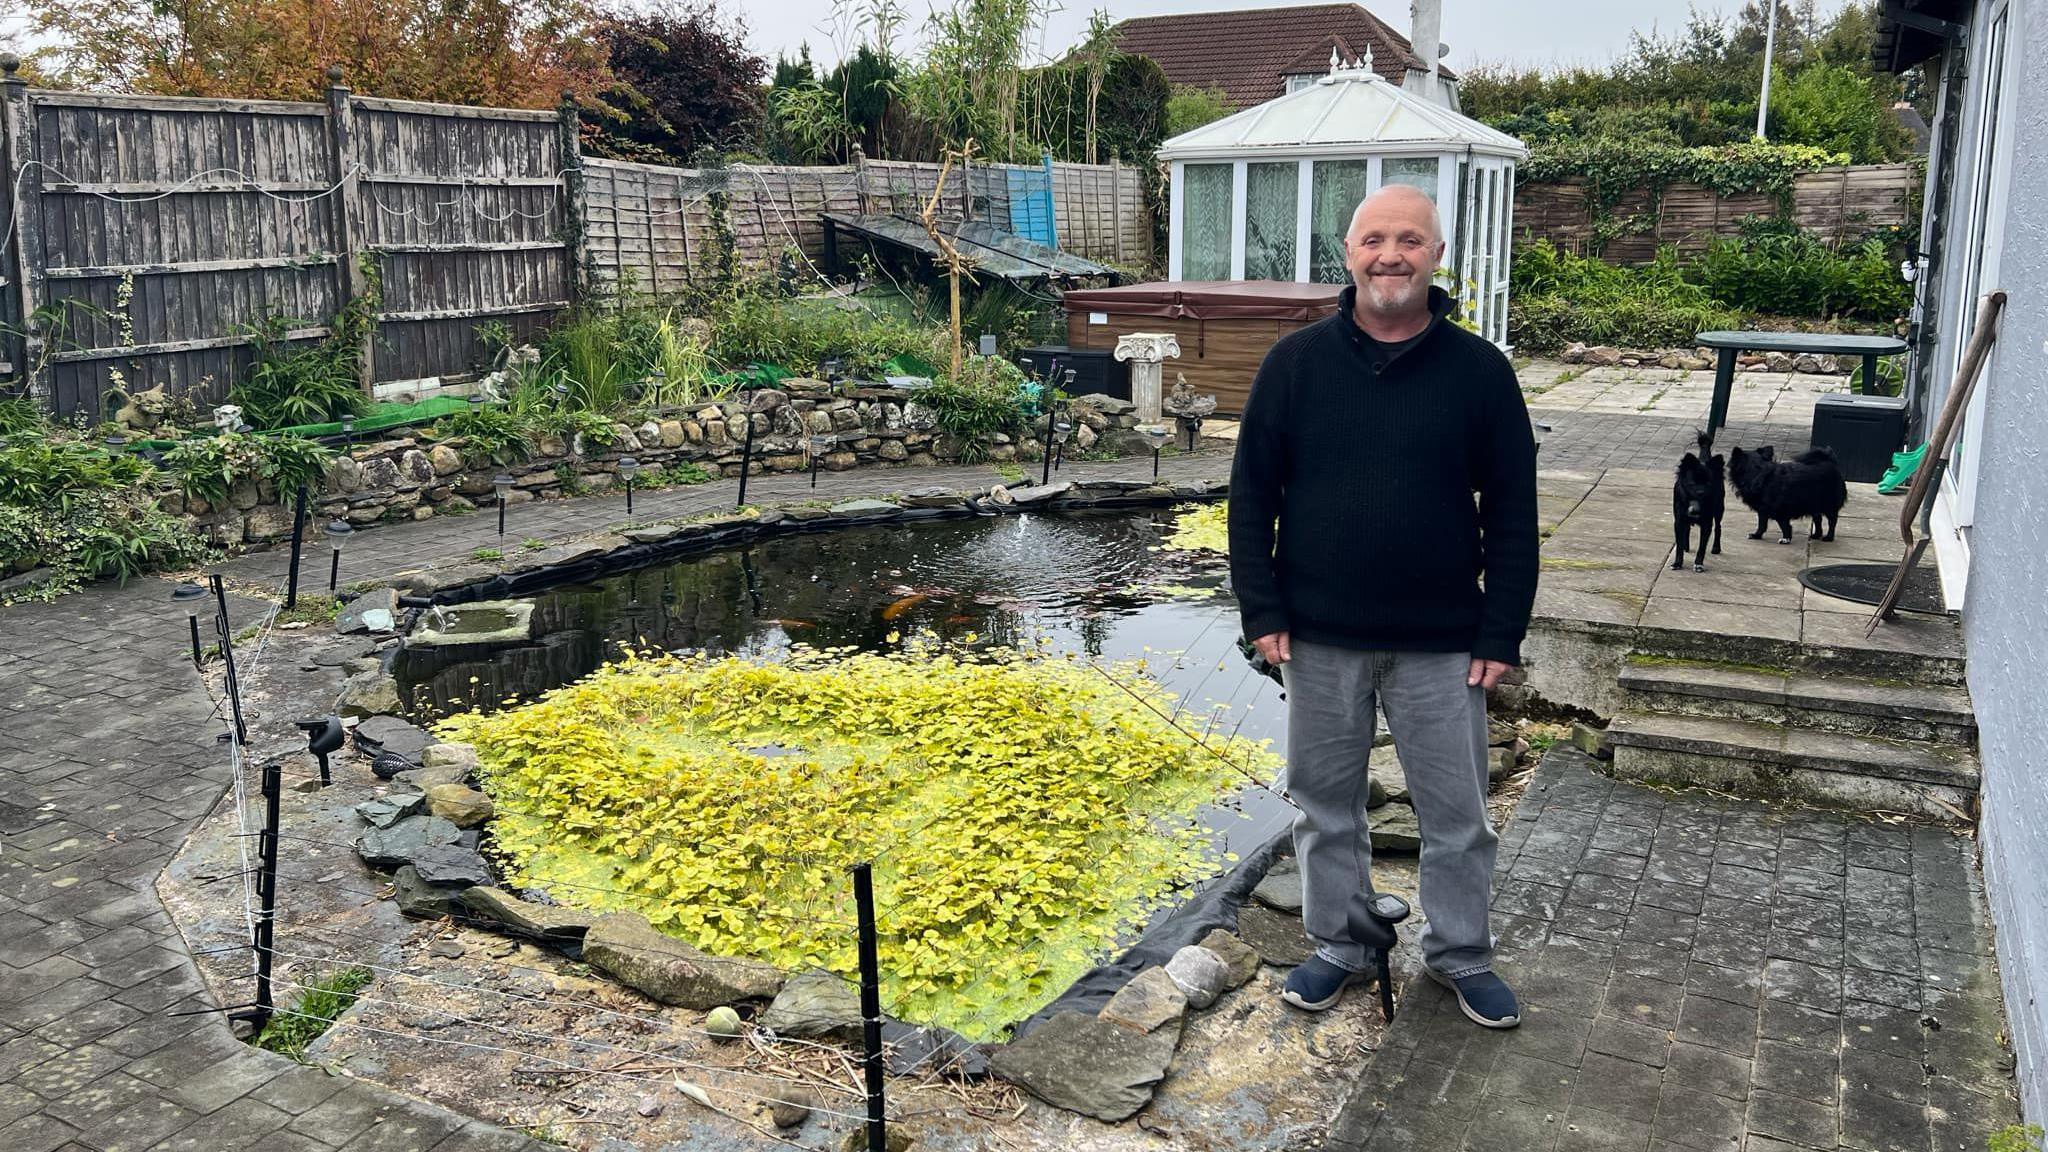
[1228,185,1538,1028]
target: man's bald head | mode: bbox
[1348,184,1442,246]
[1344,184,1446,323]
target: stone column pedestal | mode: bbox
[1113,332,1181,424]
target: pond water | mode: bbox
[395,508,1297,863]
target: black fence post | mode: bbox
[209,575,248,746]
[736,392,756,510]
[852,862,887,1152]
[284,486,308,610]
[251,751,282,1026]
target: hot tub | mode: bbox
[1061,281,1343,416]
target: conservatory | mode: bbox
[1157,53,1528,347]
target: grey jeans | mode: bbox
[1282,641,1498,978]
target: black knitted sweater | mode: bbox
[1226,285,1539,664]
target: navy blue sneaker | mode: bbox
[1282,954,1373,1012]
[1429,968,1521,1029]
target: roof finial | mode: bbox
[1363,44,1374,72]
[1329,46,1341,75]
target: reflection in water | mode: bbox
[396,508,1297,857]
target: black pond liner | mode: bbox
[394,484,1296,1044]
[1797,561,1948,615]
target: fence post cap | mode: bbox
[0,54,19,77]
[325,64,345,84]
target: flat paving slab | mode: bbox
[1324,748,2021,1152]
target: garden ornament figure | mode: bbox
[1163,374,1215,452]
[1228,184,1538,1029]
[212,404,244,433]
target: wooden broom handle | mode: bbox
[1897,290,2006,543]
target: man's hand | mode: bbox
[1467,659,1515,690]
[1254,631,1292,666]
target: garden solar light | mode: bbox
[492,473,515,535]
[339,413,354,445]
[823,357,844,383]
[104,433,127,450]
[618,456,640,515]
[234,421,254,435]
[324,520,352,591]
[978,333,998,356]
[172,583,207,668]
[1138,424,1171,479]
[294,715,345,787]
[808,434,832,488]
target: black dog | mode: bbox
[1728,444,1848,543]
[1672,431,1724,571]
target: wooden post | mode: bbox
[322,68,373,396]
[852,144,870,217]
[1,55,48,409]
[1110,153,1123,264]
[557,90,589,306]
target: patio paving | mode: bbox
[1322,747,2021,1152]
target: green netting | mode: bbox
[121,395,477,451]
[883,353,939,379]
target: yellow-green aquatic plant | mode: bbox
[440,645,1276,1037]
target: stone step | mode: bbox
[1614,623,1971,690]
[1617,657,1977,745]
[1604,711,1978,821]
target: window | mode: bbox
[1309,160,1369,283]
[1284,74,1316,94]
[1244,162,1299,280]
[1181,164,1233,280]
[1381,157,1440,201]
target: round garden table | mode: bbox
[1694,330,1908,438]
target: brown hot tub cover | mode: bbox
[1062,280,1343,323]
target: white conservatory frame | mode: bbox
[1158,61,1528,348]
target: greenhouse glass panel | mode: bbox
[1182,164,1233,280]
[1244,162,1299,281]
[1309,160,1370,283]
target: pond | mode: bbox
[400,508,1300,1036]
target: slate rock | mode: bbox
[581,912,785,1007]
[881,1021,989,1079]
[312,638,377,668]
[457,887,596,941]
[899,487,966,509]
[392,866,467,919]
[1197,929,1260,989]
[1488,746,1519,782]
[1251,869,1302,914]
[335,588,400,635]
[354,715,433,759]
[410,843,493,887]
[989,1010,1181,1122]
[355,793,425,829]
[622,525,680,544]
[358,815,462,869]
[827,498,899,516]
[1371,804,1422,853]
[1097,967,1186,1034]
[1003,482,1071,506]
[338,671,404,718]
[760,969,864,1042]
[397,764,471,790]
[425,783,494,828]
[1164,944,1232,1009]
[1371,749,1411,805]
[1488,719,1519,748]
[1235,903,1315,967]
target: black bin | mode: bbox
[1015,345,1130,401]
[1811,392,1907,484]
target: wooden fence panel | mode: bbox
[347,97,568,389]
[1512,163,1917,265]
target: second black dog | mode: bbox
[1728,444,1848,543]
[1673,431,1724,571]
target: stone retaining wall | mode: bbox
[171,384,1155,546]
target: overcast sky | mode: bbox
[731,0,1805,73]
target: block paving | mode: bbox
[1324,748,2020,1152]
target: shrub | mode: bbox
[706,284,945,379]
[924,354,1030,462]
[228,316,368,430]
[0,430,151,510]
[432,406,533,464]
[162,432,334,505]
[1508,239,1744,351]
[0,491,210,590]
[1688,224,1910,321]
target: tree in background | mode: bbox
[1462,1,1915,163]
[1166,85,1232,138]
[24,0,606,106]
[585,1,766,162]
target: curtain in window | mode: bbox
[1182,164,1233,280]
[1244,162,1298,281]
[1382,156,1440,201]
[1309,160,1369,284]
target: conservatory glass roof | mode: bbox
[1157,66,1526,161]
